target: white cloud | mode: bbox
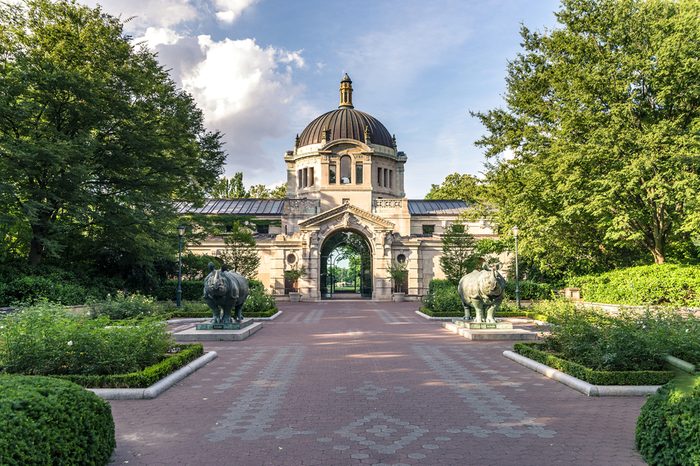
[214,0,258,23]
[82,0,197,31]
[153,35,307,179]
[132,27,182,49]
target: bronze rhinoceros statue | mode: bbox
[203,263,249,323]
[457,264,506,323]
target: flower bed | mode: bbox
[514,342,674,386]
[0,302,172,376]
[55,343,204,388]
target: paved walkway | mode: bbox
[109,302,646,465]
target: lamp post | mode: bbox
[512,225,520,309]
[176,225,186,308]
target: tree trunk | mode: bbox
[29,235,43,266]
[28,214,52,266]
[651,249,665,264]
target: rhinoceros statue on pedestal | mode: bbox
[457,265,506,323]
[203,263,249,323]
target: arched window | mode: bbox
[329,163,337,184]
[340,156,351,184]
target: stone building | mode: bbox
[180,75,497,300]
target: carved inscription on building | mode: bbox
[373,199,403,211]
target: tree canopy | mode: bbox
[0,0,225,281]
[474,0,700,277]
[425,173,482,204]
[209,173,286,199]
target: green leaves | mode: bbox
[475,0,700,274]
[440,222,478,283]
[0,0,225,272]
[220,221,261,278]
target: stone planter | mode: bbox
[392,292,406,302]
[289,292,302,302]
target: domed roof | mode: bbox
[298,108,394,148]
[297,74,395,149]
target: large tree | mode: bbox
[0,0,224,270]
[425,173,482,204]
[474,0,700,272]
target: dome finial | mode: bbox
[339,73,353,108]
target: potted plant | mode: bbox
[387,261,408,302]
[284,265,306,302]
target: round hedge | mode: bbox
[0,375,115,465]
[636,376,700,465]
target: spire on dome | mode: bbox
[339,73,353,108]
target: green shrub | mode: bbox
[569,264,700,307]
[89,291,163,319]
[160,301,212,318]
[504,280,555,300]
[514,342,674,386]
[0,275,93,306]
[427,278,453,296]
[58,344,204,388]
[636,375,700,465]
[0,375,115,465]
[0,302,172,375]
[430,286,463,314]
[243,283,277,315]
[423,279,461,314]
[532,302,700,369]
[152,279,204,301]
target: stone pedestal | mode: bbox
[174,320,262,342]
[442,321,537,341]
[196,318,255,331]
[451,319,513,330]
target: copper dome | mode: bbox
[297,74,394,149]
[297,107,394,148]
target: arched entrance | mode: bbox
[320,230,372,299]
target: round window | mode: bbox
[397,254,406,263]
[286,253,297,265]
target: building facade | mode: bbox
[181,75,497,300]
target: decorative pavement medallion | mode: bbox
[328,412,428,455]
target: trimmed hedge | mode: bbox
[569,264,700,307]
[420,304,530,319]
[513,342,674,386]
[0,375,115,465]
[636,375,700,465]
[153,279,204,301]
[0,275,94,306]
[56,344,204,388]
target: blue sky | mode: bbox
[82,0,561,197]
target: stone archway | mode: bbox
[319,229,372,299]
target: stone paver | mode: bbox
[109,302,646,465]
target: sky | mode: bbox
[80,0,561,197]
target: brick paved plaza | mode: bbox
[109,302,646,465]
